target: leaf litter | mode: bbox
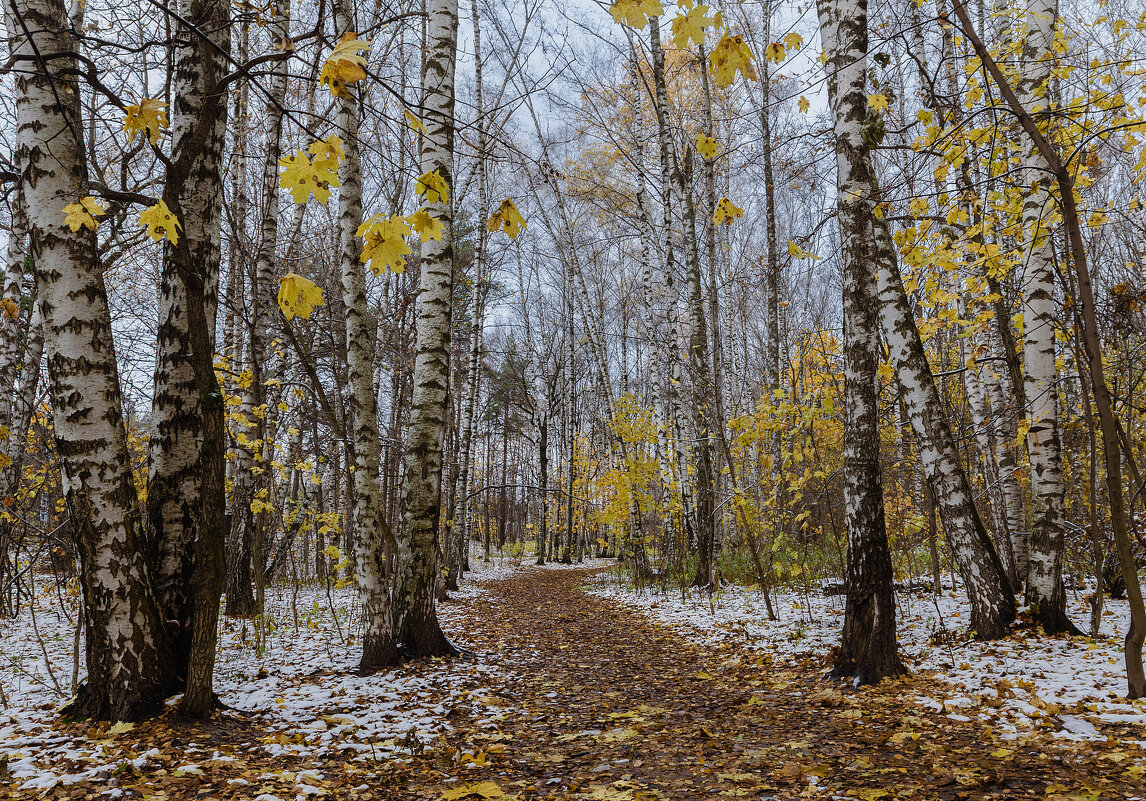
[2,563,1144,800]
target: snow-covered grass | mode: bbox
[585,570,1146,743]
[0,574,504,794]
[0,553,615,794]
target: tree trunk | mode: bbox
[12,0,173,719]
[225,12,286,619]
[1014,0,1073,634]
[393,0,459,658]
[149,0,231,686]
[818,0,904,684]
[333,0,398,672]
[873,215,1016,638]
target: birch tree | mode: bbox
[148,0,231,705]
[9,0,173,719]
[333,0,398,671]
[1012,0,1074,634]
[392,0,460,656]
[817,0,903,683]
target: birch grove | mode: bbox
[3,0,1146,724]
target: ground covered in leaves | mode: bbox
[5,566,1145,800]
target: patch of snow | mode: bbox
[585,570,1146,744]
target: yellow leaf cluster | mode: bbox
[406,207,444,243]
[709,34,757,88]
[608,0,664,29]
[764,42,786,63]
[277,273,325,321]
[798,96,810,113]
[695,132,719,159]
[61,197,105,232]
[868,93,890,112]
[357,213,413,274]
[787,240,821,260]
[123,97,169,145]
[671,4,715,50]
[139,199,181,245]
[416,169,450,205]
[713,197,744,225]
[486,198,527,239]
[279,138,344,204]
[320,34,371,99]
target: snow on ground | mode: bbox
[0,569,503,794]
[585,569,1146,743]
[0,552,611,794]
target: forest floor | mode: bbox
[4,565,1146,800]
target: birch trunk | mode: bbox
[874,216,1016,638]
[818,0,904,683]
[447,0,488,588]
[1015,0,1072,633]
[393,0,459,657]
[332,0,397,671]
[148,0,231,690]
[226,13,288,618]
[643,17,717,589]
[12,0,173,719]
[0,182,27,442]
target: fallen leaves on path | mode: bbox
[6,566,1145,800]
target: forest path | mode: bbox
[434,566,1143,801]
[14,568,1142,800]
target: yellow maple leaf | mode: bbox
[486,198,527,239]
[787,239,820,260]
[783,31,803,50]
[798,96,810,113]
[61,196,106,232]
[357,213,413,273]
[139,200,181,245]
[868,93,890,111]
[713,197,744,225]
[307,136,345,171]
[404,109,428,134]
[696,133,719,159]
[765,42,785,63]
[406,207,444,242]
[609,0,664,30]
[123,97,169,145]
[709,34,757,88]
[416,168,450,205]
[277,273,325,321]
[320,33,371,99]
[279,148,340,204]
[671,4,715,49]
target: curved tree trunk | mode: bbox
[873,216,1016,638]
